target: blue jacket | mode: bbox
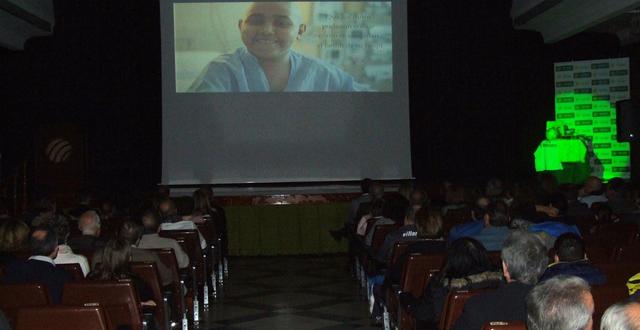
[539,260,607,285]
[448,220,484,243]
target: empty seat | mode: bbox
[56,263,85,281]
[439,289,490,330]
[481,320,526,330]
[15,306,108,330]
[0,283,50,326]
[62,280,144,330]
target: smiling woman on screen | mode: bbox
[188,2,371,92]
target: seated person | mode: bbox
[93,220,173,286]
[68,210,105,252]
[188,2,369,92]
[376,205,421,262]
[453,231,548,330]
[578,176,608,208]
[53,220,90,277]
[3,226,72,304]
[402,237,503,329]
[87,238,155,306]
[601,301,640,330]
[539,233,606,285]
[526,275,594,330]
[447,196,490,243]
[356,198,394,246]
[0,219,30,267]
[469,201,512,251]
[138,210,190,269]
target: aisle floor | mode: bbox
[197,255,379,329]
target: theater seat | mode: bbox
[56,263,85,281]
[131,261,170,330]
[439,289,490,330]
[0,283,50,326]
[15,306,108,330]
[62,280,144,330]
[481,321,526,330]
[148,248,185,318]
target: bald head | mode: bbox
[79,210,101,236]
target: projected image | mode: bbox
[174,2,393,92]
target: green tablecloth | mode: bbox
[226,203,349,256]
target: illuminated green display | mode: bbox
[544,58,631,182]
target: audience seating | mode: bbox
[131,261,170,330]
[439,289,490,330]
[62,280,144,330]
[158,230,206,284]
[15,306,109,330]
[442,207,471,234]
[148,248,185,319]
[481,321,526,330]
[391,253,445,329]
[74,250,95,266]
[56,263,85,281]
[0,283,50,326]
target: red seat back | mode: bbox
[400,253,445,295]
[159,229,205,282]
[371,224,396,250]
[62,280,143,330]
[15,306,108,330]
[56,263,85,281]
[0,283,50,326]
[147,248,183,315]
[440,289,490,330]
[130,261,166,327]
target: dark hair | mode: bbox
[361,178,372,194]
[554,233,585,262]
[370,198,385,217]
[487,201,509,227]
[192,189,212,215]
[141,210,160,233]
[415,208,443,238]
[118,220,143,246]
[53,220,70,245]
[440,237,494,280]
[30,226,58,256]
[89,238,132,280]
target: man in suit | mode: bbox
[68,210,105,252]
[3,226,72,304]
[453,230,548,330]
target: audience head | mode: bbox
[370,181,385,200]
[601,301,640,330]
[360,178,372,194]
[501,230,548,285]
[193,189,213,215]
[410,188,428,207]
[485,178,504,198]
[35,196,56,216]
[30,226,59,258]
[582,176,604,196]
[0,219,30,252]
[403,205,419,225]
[91,238,132,280]
[78,210,101,236]
[370,198,385,218]
[141,210,161,234]
[415,208,443,239]
[526,275,593,330]
[53,219,70,245]
[445,184,465,204]
[606,177,627,199]
[594,204,613,224]
[484,201,509,227]
[553,232,585,263]
[471,196,490,220]
[442,237,494,279]
[158,197,178,217]
[118,220,143,246]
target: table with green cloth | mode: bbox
[225,203,350,256]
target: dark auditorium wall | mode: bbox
[0,0,634,196]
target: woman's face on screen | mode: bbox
[239,3,304,61]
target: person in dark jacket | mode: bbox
[452,231,548,330]
[539,232,606,285]
[402,237,503,329]
[3,226,72,304]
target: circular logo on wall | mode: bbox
[45,138,72,164]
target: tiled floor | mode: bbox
[196,255,379,329]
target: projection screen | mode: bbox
[160,1,411,185]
